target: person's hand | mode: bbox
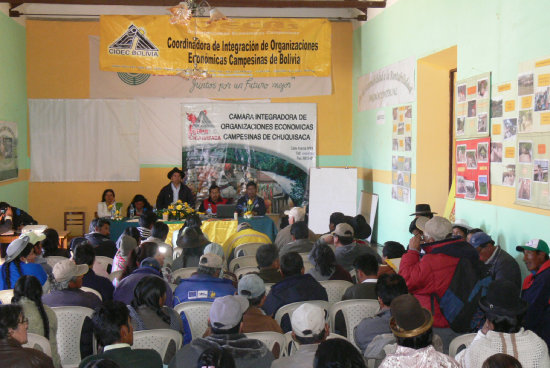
[481,319,493,335]
[408,234,422,251]
[321,234,334,245]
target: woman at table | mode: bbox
[126,194,153,218]
[97,189,116,218]
[198,184,229,215]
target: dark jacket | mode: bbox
[156,183,195,210]
[522,259,550,348]
[82,268,114,301]
[487,246,522,288]
[84,233,117,258]
[79,346,162,368]
[0,338,54,368]
[279,239,314,258]
[10,207,38,229]
[335,241,382,271]
[235,195,266,216]
[114,266,173,306]
[342,280,377,300]
[258,267,283,284]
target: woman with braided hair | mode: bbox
[0,233,47,290]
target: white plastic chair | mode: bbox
[81,286,102,301]
[169,283,178,292]
[0,289,14,304]
[265,283,274,295]
[229,255,257,273]
[94,256,113,272]
[320,280,354,303]
[173,247,183,260]
[245,331,286,358]
[45,256,68,268]
[174,301,212,340]
[172,267,198,280]
[298,253,314,273]
[449,333,476,358]
[133,329,183,362]
[52,306,95,368]
[283,331,349,356]
[23,333,52,357]
[108,270,123,282]
[234,266,259,280]
[328,299,380,347]
[234,242,265,258]
[274,300,330,327]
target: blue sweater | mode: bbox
[0,262,47,290]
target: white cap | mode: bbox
[291,303,326,337]
[52,259,89,283]
[284,207,306,222]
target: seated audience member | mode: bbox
[115,256,172,306]
[333,223,381,271]
[308,243,353,282]
[144,221,173,267]
[456,279,550,368]
[470,232,521,288]
[74,242,115,301]
[196,347,236,368]
[262,252,328,332]
[275,207,317,250]
[352,214,372,240]
[79,301,163,368]
[126,194,153,218]
[43,259,101,358]
[342,254,379,300]
[235,181,267,216]
[280,221,314,257]
[173,216,210,270]
[482,354,523,368]
[452,219,472,239]
[41,228,71,258]
[85,218,117,258]
[313,338,366,368]
[170,295,274,368]
[409,217,423,237]
[409,203,436,219]
[112,234,138,273]
[0,304,54,368]
[224,222,271,264]
[13,275,61,368]
[119,242,164,280]
[326,211,346,235]
[378,294,460,368]
[203,242,237,287]
[272,303,329,368]
[1,232,47,290]
[156,167,195,210]
[30,236,53,276]
[198,184,229,214]
[355,274,408,354]
[516,239,550,348]
[255,243,283,284]
[466,228,484,244]
[378,241,406,276]
[97,189,117,218]
[81,359,122,368]
[137,212,157,241]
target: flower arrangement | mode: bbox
[109,202,124,221]
[158,200,198,221]
[243,199,254,219]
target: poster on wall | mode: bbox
[391,155,411,203]
[455,137,491,201]
[391,104,413,202]
[517,56,550,132]
[0,121,18,182]
[182,103,316,213]
[392,105,413,152]
[455,72,491,139]
[490,81,517,186]
[514,132,550,209]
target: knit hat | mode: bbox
[516,239,550,255]
[52,259,89,283]
[209,295,249,330]
[423,216,452,241]
[291,303,326,338]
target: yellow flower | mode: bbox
[176,204,183,210]
[244,211,253,216]
[171,211,176,216]
[107,204,113,210]
[168,204,174,210]
[115,210,120,215]
[247,199,253,205]
[177,200,183,204]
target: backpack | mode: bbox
[431,257,492,333]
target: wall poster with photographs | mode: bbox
[490,81,517,187]
[456,72,491,139]
[391,155,411,203]
[514,132,550,209]
[517,56,550,133]
[391,104,413,203]
[455,137,491,201]
[0,121,18,182]
[391,105,412,152]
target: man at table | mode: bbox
[236,181,266,216]
[198,184,228,215]
[156,167,195,209]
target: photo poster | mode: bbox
[456,72,491,139]
[490,81,518,187]
[0,121,18,182]
[391,104,413,203]
[181,103,316,212]
[455,137,491,200]
[517,56,550,133]
[514,132,550,209]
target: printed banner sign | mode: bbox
[357,58,416,111]
[0,121,18,182]
[182,103,316,212]
[455,137,491,201]
[456,72,491,139]
[515,132,550,209]
[100,16,331,77]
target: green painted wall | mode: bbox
[318,0,550,254]
[0,13,28,210]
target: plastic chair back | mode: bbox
[132,328,182,362]
[0,289,14,304]
[328,299,379,347]
[23,333,52,357]
[274,300,330,327]
[45,256,69,268]
[81,286,102,301]
[449,333,476,358]
[234,266,259,280]
[52,306,94,367]
[174,301,212,340]
[320,280,354,303]
[94,256,113,273]
[234,242,265,258]
[245,331,285,358]
[229,255,257,273]
[172,267,198,281]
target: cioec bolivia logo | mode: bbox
[109,24,159,57]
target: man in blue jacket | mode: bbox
[236,181,266,216]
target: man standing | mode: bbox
[235,181,266,216]
[333,223,381,271]
[516,239,550,347]
[156,167,195,209]
[274,207,316,249]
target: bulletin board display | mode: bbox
[456,72,491,139]
[514,132,550,209]
[455,137,491,201]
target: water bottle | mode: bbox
[110,205,116,219]
[207,204,213,218]
[129,204,135,218]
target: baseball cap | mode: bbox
[469,232,493,248]
[332,223,354,238]
[199,253,223,269]
[238,274,265,299]
[291,303,326,338]
[284,207,306,222]
[140,257,160,270]
[424,216,452,241]
[516,239,550,255]
[209,295,249,330]
[52,259,89,283]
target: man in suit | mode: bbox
[342,254,379,300]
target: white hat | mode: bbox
[284,207,306,222]
[452,219,472,231]
[209,295,249,330]
[52,259,89,283]
[199,253,223,269]
[291,303,326,338]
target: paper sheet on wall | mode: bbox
[456,72,491,139]
[391,104,413,203]
[518,56,550,132]
[455,137,491,201]
[514,132,550,209]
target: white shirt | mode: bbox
[103,343,131,352]
[171,183,180,204]
[362,278,378,284]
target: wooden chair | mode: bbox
[64,212,86,236]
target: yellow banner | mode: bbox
[100,15,331,77]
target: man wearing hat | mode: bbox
[455,279,550,368]
[0,232,48,289]
[379,294,460,367]
[516,239,550,348]
[275,207,317,250]
[169,295,274,368]
[409,203,436,219]
[223,222,271,265]
[470,232,521,288]
[155,167,195,210]
[333,222,381,272]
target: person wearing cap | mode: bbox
[516,239,550,348]
[73,241,114,301]
[275,207,317,250]
[279,221,315,258]
[333,223,382,272]
[255,243,284,284]
[84,218,117,258]
[409,203,436,219]
[451,219,472,239]
[470,232,521,288]
[455,279,550,368]
[379,294,460,368]
[156,167,195,210]
[198,184,229,214]
[169,295,274,368]
[262,251,328,332]
[272,303,330,368]
[223,221,271,265]
[235,181,267,216]
[0,232,48,290]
